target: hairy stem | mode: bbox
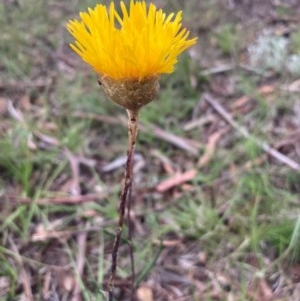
[108,109,139,301]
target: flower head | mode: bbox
[67,0,197,80]
[67,1,197,110]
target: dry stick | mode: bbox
[6,193,105,205]
[65,148,88,301]
[204,93,300,171]
[72,111,199,155]
[108,109,139,301]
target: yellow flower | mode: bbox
[67,0,197,81]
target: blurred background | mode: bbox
[1,0,300,300]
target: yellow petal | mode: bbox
[67,1,197,80]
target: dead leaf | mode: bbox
[59,271,75,293]
[44,122,59,131]
[0,98,8,115]
[156,169,197,193]
[231,95,250,110]
[288,79,300,92]
[137,285,154,301]
[19,94,31,112]
[258,84,275,95]
[42,271,51,300]
[152,239,182,247]
[198,252,207,265]
[197,129,227,168]
[27,133,37,150]
[34,131,60,146]
[231,84,275,112]
[7,100,24,122]
[0,276,10,297]
[248,278,273,301]
[150,149,176,175]
[31,219,70,241]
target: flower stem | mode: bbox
[127,180,136,300]
[108,109,139,301]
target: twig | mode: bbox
[108,109,139,301]
[64,148,81,196]
[73,111,200,155]
[68,154,87,301]
[140,122,199,155]
[197,128,228,168]
[31,223,116,242]
[0,78,53,91]
[204,93,300,171]
[7,193,104,205]
[202,64,234,76]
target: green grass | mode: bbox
[1,0,300,300]
[215,23,237,56]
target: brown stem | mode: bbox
[127,178,135,301]
[108,109,139,301]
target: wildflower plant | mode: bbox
[67,1,197,299]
